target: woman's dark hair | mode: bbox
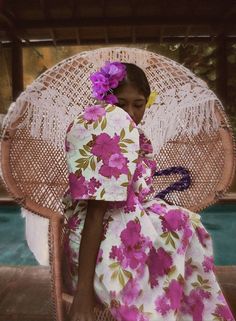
[114,63,151,100]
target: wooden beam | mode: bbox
[0,11,29,43]
[13,16,236,29]
[129,0,137,16]
[11,40,23,100]
[183,25,192,46]
[40,0,51,19]
[100,0,107,17]
[216,34,228,106]
[222,2,236,19]
[2,34,236,47]
[0,35,226,47]
[50,29,57,46]
[104,27,109,43]
[71,0,80,18]
[75,28,80,45]
[0,13,15,29]
[131,26,136,43]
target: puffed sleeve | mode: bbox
[65,104,140,201]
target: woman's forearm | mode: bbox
[76,200,108,294]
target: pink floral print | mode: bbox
[83,104,106,121]
[62,104,235,321]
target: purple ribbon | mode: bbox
[154,166,191,199]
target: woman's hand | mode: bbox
[68,290,96,321]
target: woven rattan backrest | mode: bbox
[151,106,235,211]
[1,47,235,214]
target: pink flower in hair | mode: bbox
[90,61,127,104]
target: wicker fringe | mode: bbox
[2,47,223,155]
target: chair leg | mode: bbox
[49,217,64,321]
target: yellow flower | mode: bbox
[146,91,158,109]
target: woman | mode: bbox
[62,62,235,321]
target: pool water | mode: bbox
[0,203,236,266]
[201,203,236,265]
[0,204,38,265]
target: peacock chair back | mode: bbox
[1,47,235,321]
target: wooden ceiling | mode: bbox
[0,0,236,46]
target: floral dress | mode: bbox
[62,104,235,321]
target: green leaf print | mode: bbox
[169,237,176,249]
[77,117,84,124]
[197,275,204,284]
[191,282,199,288]
[129,123,134,132]
[100,188,105,198]
[93,120,99,129]
[191,275,211,291]
[160,232,169,238]
[212,314,223,321]
[118,271,125,287]
[75,158,89,170]
[170,231,179,239]
[83,144,91,153]
[109,262,120,269]
[127,170,132,180]
[190,215,201,228]
[107,105,116,112]
[90,157,96,171]
[140,210,145,217]
[79,149,88,157]
[101,117,107,130]
[119,142,128,148]
[111,270,119,280]
[139,304,144,312]
[123,269,132,279]
[168,265,176,277]
[120,128,125,140]
[161,231,176,249]
[123,139,135,144]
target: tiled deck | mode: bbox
[0,265,236,321]
[0,266,52,321]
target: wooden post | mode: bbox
[216,34,228,108]
[11,40,23,100]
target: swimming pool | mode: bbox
[0,203,235,266]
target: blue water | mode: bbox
[0,203,235,265]
[201,203,236,265]
[0,204,38,265]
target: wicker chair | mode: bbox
[0,47,235,321]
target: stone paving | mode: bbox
[0,266,52,321]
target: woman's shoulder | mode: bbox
[66,104,139,141]
[64,104,140,202]
[77,104,136,127]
